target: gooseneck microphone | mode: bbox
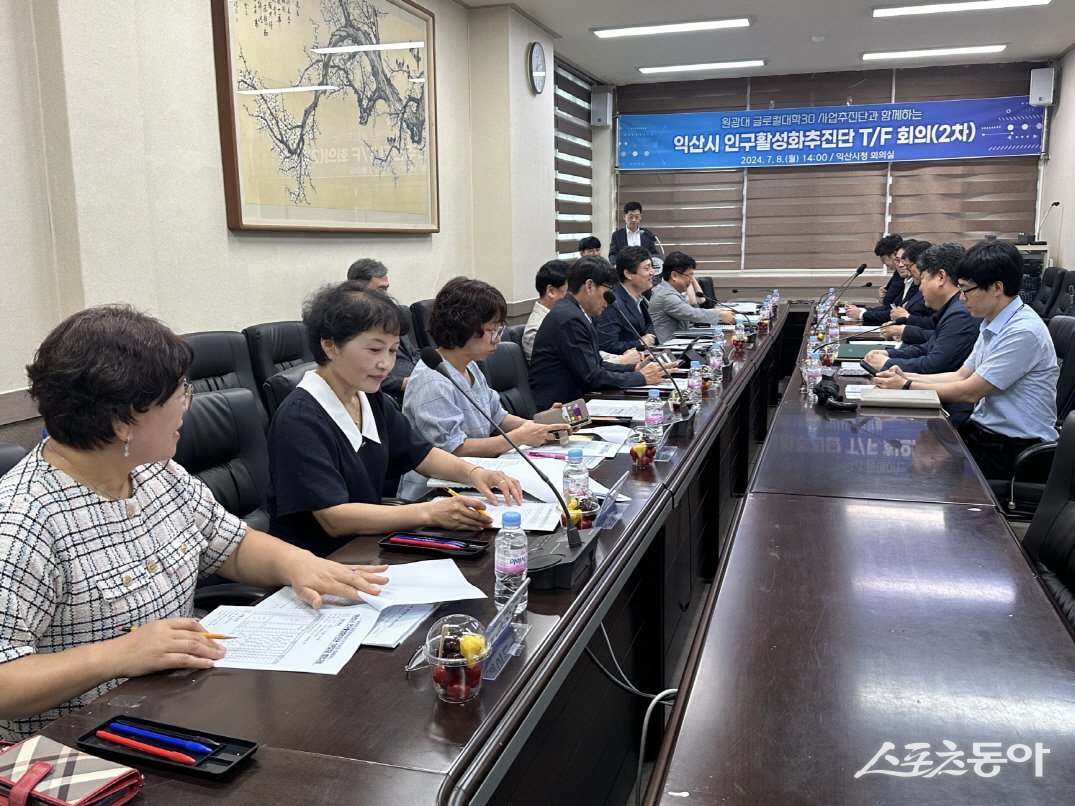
[603,291,687,402]
[815,263,869,319]
[418,347,581,549]
[1035,201,1060,243]
[698,294,751,326]
[816,321,891,353]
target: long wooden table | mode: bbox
[41,306,795,804]
[645,327,1075,804]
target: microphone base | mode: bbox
[667,410,696,438]
[527,528,598,590]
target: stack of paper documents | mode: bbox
[585,399,648,421]
[425,455,630,503]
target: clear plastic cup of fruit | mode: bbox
[628,429,660,469]
[560,495,600,530]
[424,615,488,704]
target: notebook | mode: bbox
[857,387,941,409]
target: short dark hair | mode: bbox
[567,255,617,294]
[623,201,642,215]
[903,240,932,267]
[918,243,966,280]
[346,258,388,282]
[954,240,1024,297]
[874,234,904,258]
[614,246,652,281]
[430,277,508,349]
[662,251,696,281]
[303,280,409,364]
[27,305,193,450]
[535,260,570,297]
[578,236,601,252]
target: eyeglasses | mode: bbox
[484,324,506,341]
[179,380,194,411]
[957,284,982,297]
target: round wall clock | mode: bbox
[527,42,546,94]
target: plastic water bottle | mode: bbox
[645,388,665,429]
[758,296,771,337]
[494,510,528,615]
[771,288,780,313]
[806,341,822,404]
[686,360,703,404]
[563,448,591,502]
[708,345,723,396]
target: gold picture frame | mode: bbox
[211,0,438,232]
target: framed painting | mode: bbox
[211,0,438,232]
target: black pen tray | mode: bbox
[379,531,489,558]
[76,715,258,778]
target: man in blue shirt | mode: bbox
[872,240,1059,478]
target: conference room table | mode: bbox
[644,325,1075,804]
[41,305,793,804]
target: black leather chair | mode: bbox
[0,443,28,478]
[409,299,435,350]
[478,341,538,419]
[1020,410,1075,630]
[173,388,270,533]
[1031,266,1064,318]
[696,276,717,309]
[184,330,267,428]
[263,362,316,417]
[504,324,525,347]
[243,321,315,411]
[1044,270,1075,321]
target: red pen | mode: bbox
[95,730,197,765]
[388,536,466,551]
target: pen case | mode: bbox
[0,734,143,806]
[75,716,257,780]
[378,532,489,559]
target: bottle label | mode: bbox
[495,550,528,574]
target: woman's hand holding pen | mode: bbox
[424,494,493,530]
[110,618,228,677]
[283,552,389,608]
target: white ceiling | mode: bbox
[463,0,1075,85]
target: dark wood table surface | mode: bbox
[649,493,1075,805]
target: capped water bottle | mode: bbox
[806,341,822,405]
[686,360,704,404]
[494,510,528,614]
[563,448,591,501]
[644,388,665,428]
[708,344,723,395]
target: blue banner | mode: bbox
[617,96,1043,170]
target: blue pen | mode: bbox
[107,722,213,755]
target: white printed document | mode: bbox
[584,400,648,420]
[426,456,629,503]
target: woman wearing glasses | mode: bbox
[0,305,385,740]
[267,281,523,557]
[397,278,566,500]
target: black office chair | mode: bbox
[1031,266,1064,318]
[1043,270,1075,321]
[0,443,28,478]
[263,361,316,417]
[243,321,314,411]
[1020,410,1075,630]
[183,330,268,428]
[504,324,525,347]
[478,341,538,419]
[409,299,435,350]
[173,388,270,533]
[696,276,717,309]
[994,320,1075,518]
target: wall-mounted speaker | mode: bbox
[591,86,613,127]
[1030,67,1056,107]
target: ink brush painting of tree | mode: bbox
[212,0,439,232]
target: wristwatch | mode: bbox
[902,379,913,390]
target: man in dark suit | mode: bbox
[529,256,665,411]
[608,201,661,265]
[874,233,905,307]
[596,246,657,354]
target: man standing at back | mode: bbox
[529,256,665,410]
[596,246,657,354]
[609,202,661,265]
[872,240,1058,478]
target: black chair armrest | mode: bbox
[193,582,271,612]
[1008,441,1057,511]
[380,497,409,506]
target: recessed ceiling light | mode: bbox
[236,85,339,95]
[873,0,1050,18]
[862,43,1007,60]
[639,59,766,75]
[594,18,750,38]
[311,41,424,54]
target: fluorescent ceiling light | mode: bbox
[640,59,765,75]
[236,84,338,95]
[862,43,1006,60]
[874,0,1050,18]
[594,18,750,39]
[311,41,424,54]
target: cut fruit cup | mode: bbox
[628,429,660,468]
[424,615,489,704]
[560,495,600,530]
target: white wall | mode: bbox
[1041,50,1074,267]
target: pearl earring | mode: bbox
[123,439,130,458]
